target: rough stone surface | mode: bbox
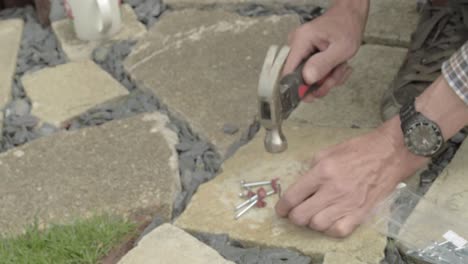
[124,10,300,156]
[175,122,386,263]
[0,113,180,235]
[364,0,419,47]
[0,19,23,113]
[164,0,419,47]
[398,140,468,250]
[290,44,407,128]
[164,0,324,8]
[22,60,129,127]
[323,252,366,264]
[119,224,234,264]
[52,4,146,61]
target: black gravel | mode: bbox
[0,6,65,152]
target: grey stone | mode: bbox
[49,0,66,22]
[0,113,180,235]
[290,44,407,128]
[52,4,147,61]
[0,19,24,119]
[124,10,300,156]
[6,99,30,117]
[118,224,234,264]
[163,0,419,47]
[164,0,321,9]
[22,60,129,127]
[223,123,239,135]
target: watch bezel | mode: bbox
[403,119,444,157]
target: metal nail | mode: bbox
[240,180,271,188]
[235,194,258,211]
[235,199,257,219]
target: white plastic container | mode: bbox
[64,0,122,41]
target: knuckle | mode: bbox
[309,215,330,232]
[316,160,337,176]
[331,222,353,238]
[288,210,309,226]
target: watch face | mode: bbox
[404,121,443,156]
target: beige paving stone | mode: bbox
[365,0,419,47]
[290,44,407,128]
[0,19,23,114]
[175,122,386,263]
[323,252,366,264]
[0,113,180,235]
[398,140,468,251]
[22,60,129,127]
[118,223,234,264]
[124,10,300,157]
[52,4,146,61]
[164,0,419,47]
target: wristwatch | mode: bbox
[399,98,445,157]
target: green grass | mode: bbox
[0,215,136,264]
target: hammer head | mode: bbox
[257,46,291,153]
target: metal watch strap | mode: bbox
[399,98,418,129]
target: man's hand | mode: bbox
[275,118,427,237]
[284,0,369,101]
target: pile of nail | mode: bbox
[407,240,468,264]
[234,178,281,220]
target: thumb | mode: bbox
[302,44,347,85]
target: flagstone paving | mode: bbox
[175,122,387,264]
[0,113,179,235]
[52,4,146,61]
[398,139,468,250]
[22,60,129,128]
[164,0,420,47]
[0,19,23,136]
[290,44,407,128]
[124,9,300,157]
[323,252,366,264]
[118,223,234,264]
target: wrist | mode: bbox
[333,0,370,23]
[416,76,468,140]
[378,116,429,179]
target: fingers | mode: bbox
[288,187,337,227]
[275,172,320,218]
[324,206,368,238]
[311,63,352,98]
[308,203,351,231]
[301,63,352,102]
[302,43,348,85]
[283,34,316,75]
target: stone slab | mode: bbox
[290,44,407,128]
[52,4,146,61]
[22,60,129,127]
[164,0,324,9]
[398,140,468,250]
[175,122,386,263]
[163,0,419,47]
[118,223,234,264]
[0,113,180,235]
[323,252,366,264]
[124,10,300,157]
[365,0,419,47]
[0,19,23,113]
